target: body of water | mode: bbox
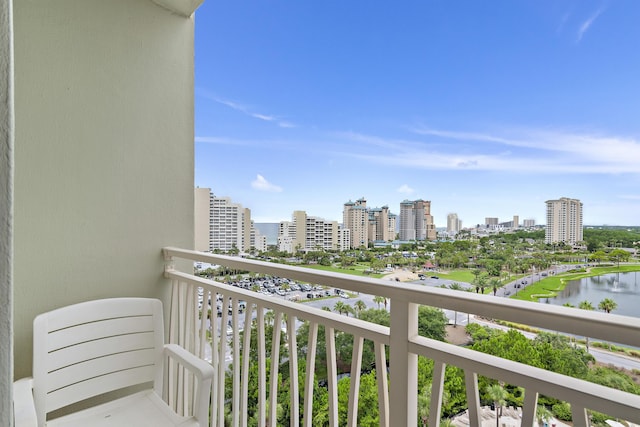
[540,271,640,318]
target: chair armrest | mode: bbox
[164,344,214,382]
[164,344,214,425]
[13,378,37,427]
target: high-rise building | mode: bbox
[388,213,398,239]
[545,197,583,245]
[485,217,499,226]
[338,226,351,252]
[368,205,390,242]
[399,199,436,241]
[194,189,253,253]
[512,215,519,229]
[343,198,368,248]
[278,210,339,253]
[251,224,268,253]
[447,213,462,235]
[523,219,536,228]
[210,196,251,252]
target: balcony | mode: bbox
[163,247,640,427]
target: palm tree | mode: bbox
[344,305,356,317]
[478,274,488,294]
[264,309,275,327]
[598,298,618,314]
[333,301,347,315]
[417,384,431,427]
[535,404,553,427]
[578,300,595,351]
[354,300,367,318]
[485,383,508,427]
[373,295,385,309]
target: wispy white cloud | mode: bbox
[397,184,414,194]
[338,126,640,174]
[198,90,296,128]
[618,195,640,201]
[195,136,249,145]
[577,8,605,42]
[251,175,283,192]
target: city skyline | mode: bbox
[194,1,640,227]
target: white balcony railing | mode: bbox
[163,247,640,427]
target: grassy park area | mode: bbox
[305,263,386,279]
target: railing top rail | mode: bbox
[163,247,640,348]
[167,270,390,345]
[410,335,640,423]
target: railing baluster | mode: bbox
[522,388,538,427]
[429,360,446,427]
[572,404,589,427]
[269,311,283,426]
[231,297,240,427]
[176,282,187,415]
[240,302,254,427]
[167,279,180,409]
[197,288,208,360]
[303,322,318,427]
[184,284,197,415]
[257,304,267,427]
[389,300,418,426]
[326,326,338,427]
[209,290,219,427]
[287,314,300,427]
[374,342,389,427]
[464,371,481,427]
[347,335,364,427]
[218,294,229,425]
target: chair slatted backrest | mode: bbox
[32,298,165,421]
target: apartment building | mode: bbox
[194,190,253,253]
[368,205,391,242]
[210,196,251,252]
[338,226,351,251]
[447,213,462,235]
[545,197,583,245]
[250,223,268,253]
[388,213,398,239]
[485,217,499,226]
[278,211,339,253]
[194,187,213,251]
[343,198,368,248]
[399,199,436,241]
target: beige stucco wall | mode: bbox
[13,0,196,379]
[1,0,14,423]
[194,187,211,252]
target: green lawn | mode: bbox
[432,269,475,283]
[304,263,385,279]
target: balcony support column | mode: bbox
[389,299,418,426]
[0,1,13,424]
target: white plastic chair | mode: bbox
[13,298,214,426]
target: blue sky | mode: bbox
[194,1,640,227]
